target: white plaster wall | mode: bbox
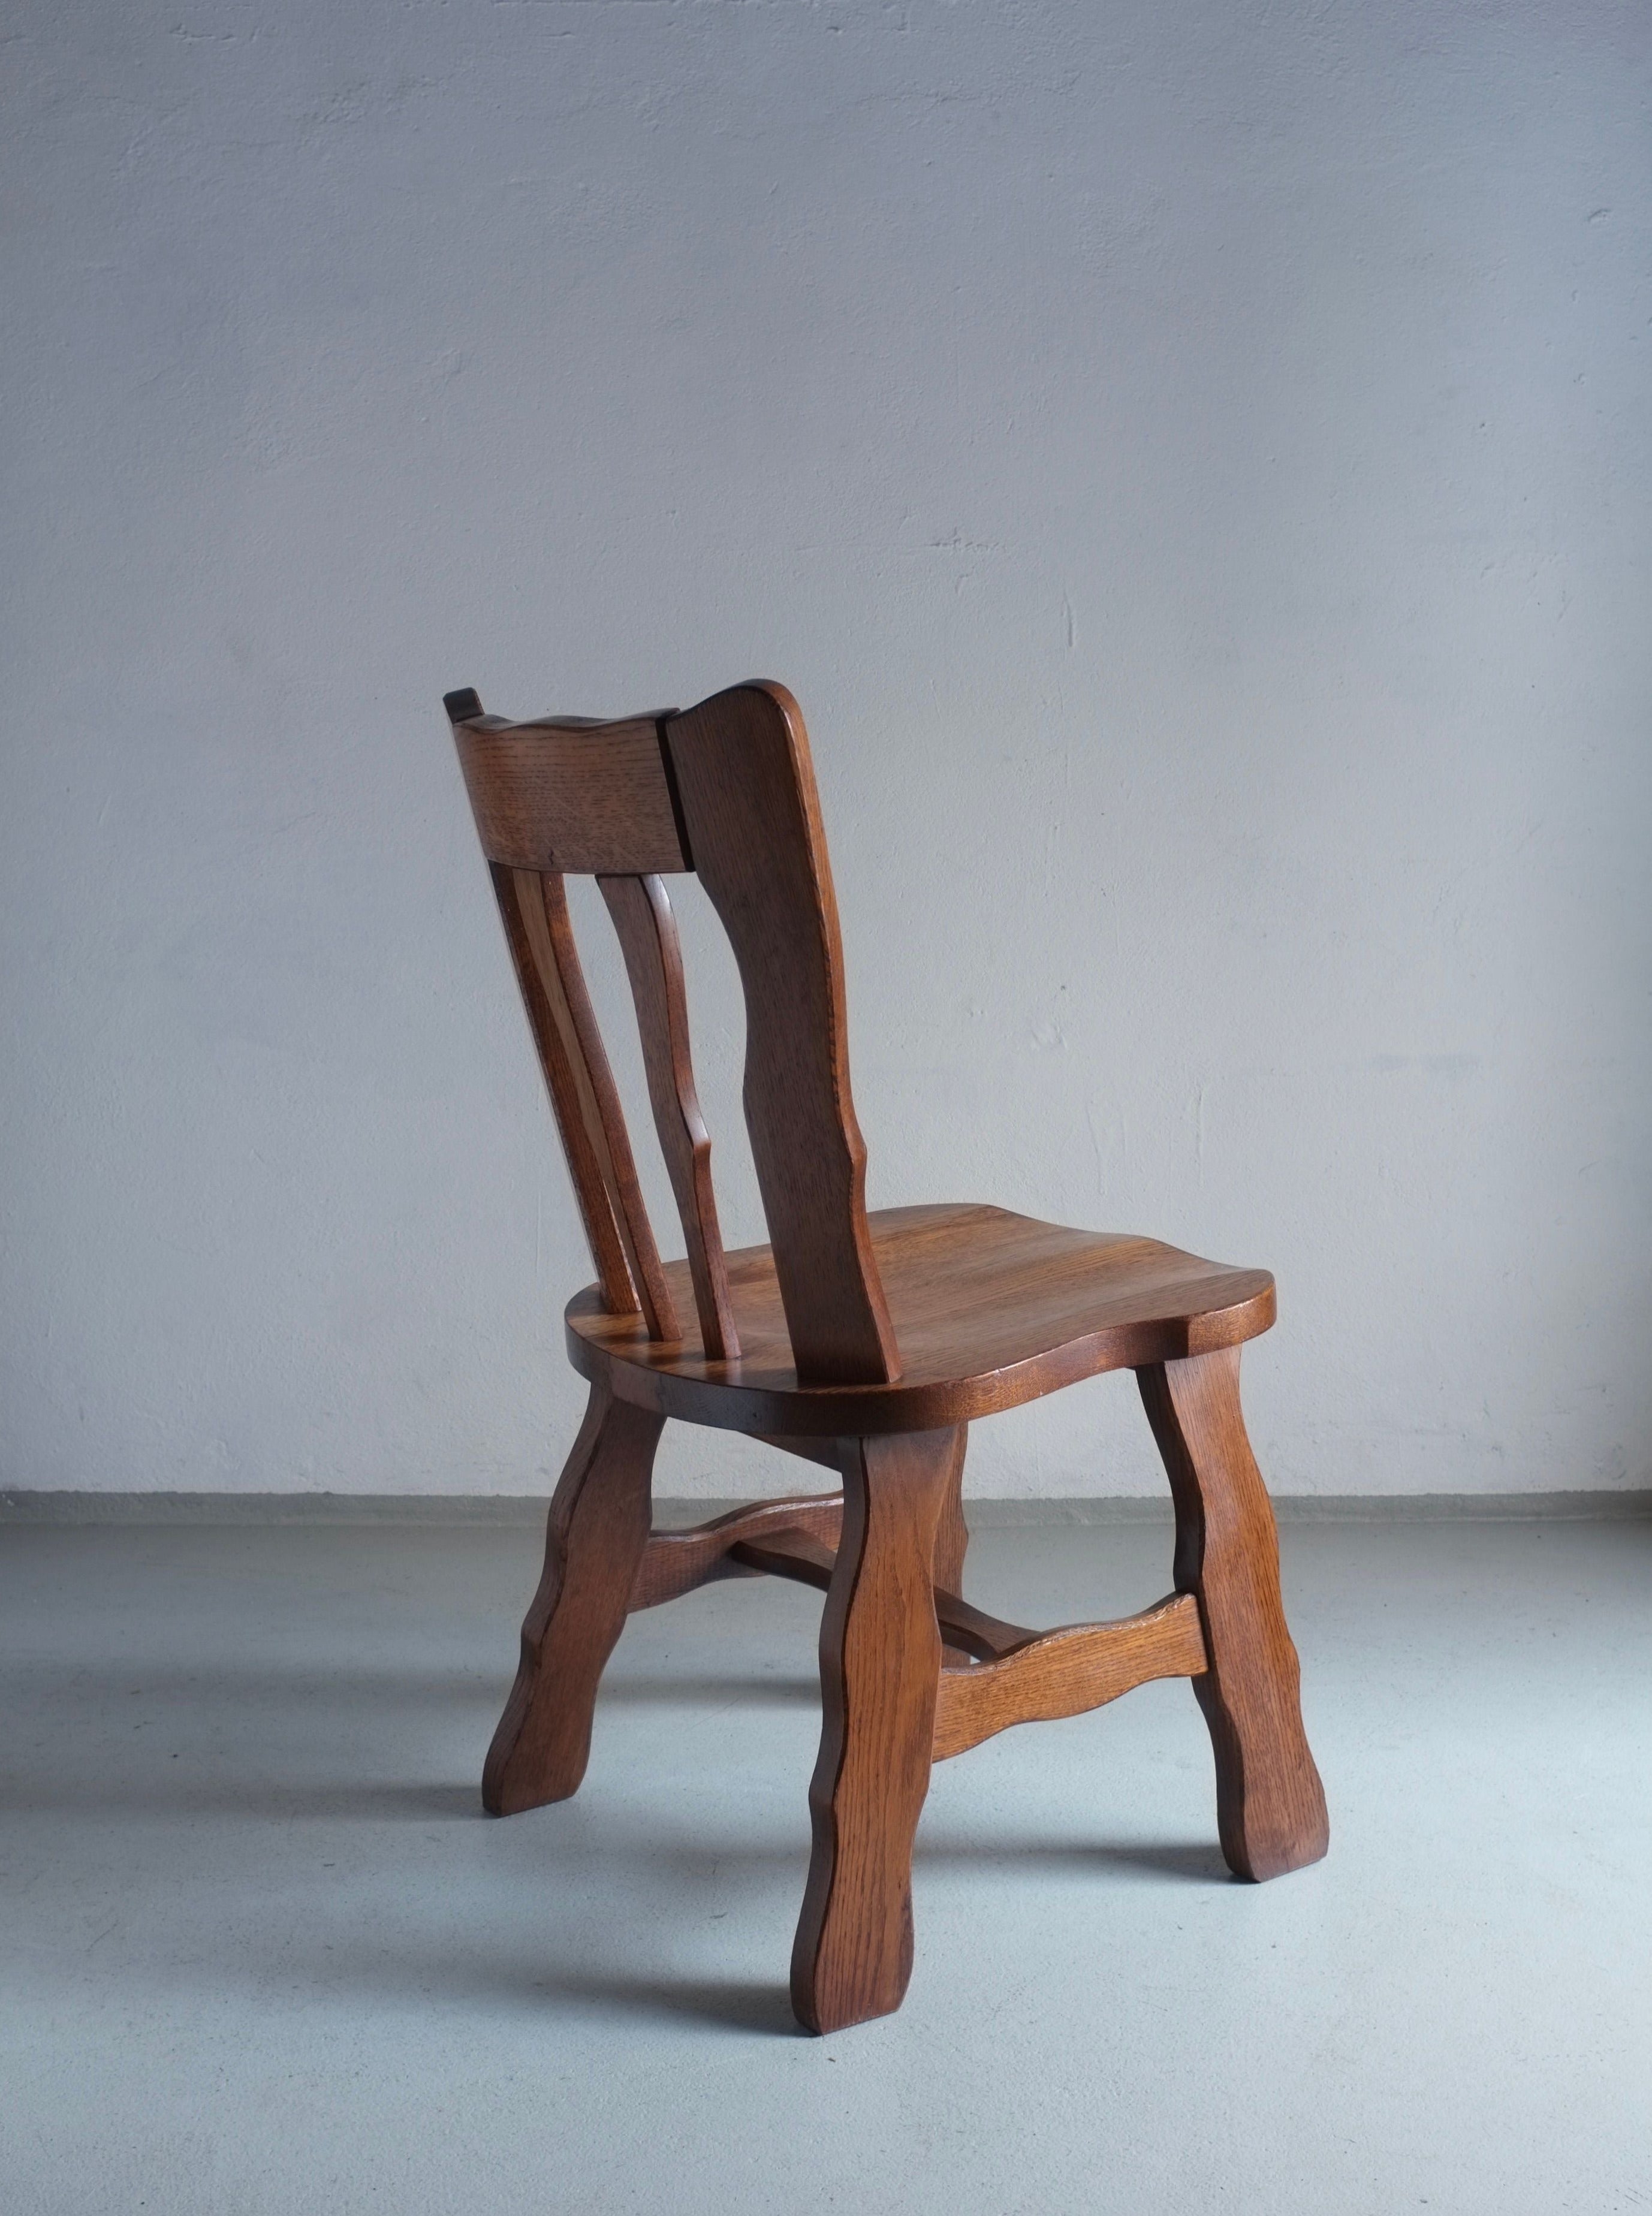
[2,2,1648,1499]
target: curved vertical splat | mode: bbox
[501,865,679,1341]
[664,683,900,1388]
[489,863,638,1317]
[1138,1347,1329,1881]
[483,1384,665,1815]
[599,872,741,1361]
[791,1427,958,2033]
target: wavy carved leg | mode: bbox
[1138,1347,1329,1881]
[483,1384,664,1817]
[791,1425,964,2034]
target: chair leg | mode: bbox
[931,1427,972,1666]
[791,1426,963,2034]
[482,1383,664,1817]
[1138,1348,1329,1882]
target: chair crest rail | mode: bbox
[448,683,899,1386]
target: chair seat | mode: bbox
[567,1202,1275,1436]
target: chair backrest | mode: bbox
[445,680,901,1389]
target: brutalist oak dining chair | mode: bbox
[444,678,1328,2034]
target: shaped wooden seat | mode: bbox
[570,1201,1277,1434]
[444,677,1328,2036]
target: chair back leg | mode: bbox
[791,1425,967,2033]
[1138,1349,1330,1880]
[931,1428,972,1665]
[483,1384,664,1816]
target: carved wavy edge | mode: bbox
[629,1491,844,1611]
[931,1593,1208,1761]
[629,1496,1210,1771]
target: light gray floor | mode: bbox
[1,1515,1647,2215]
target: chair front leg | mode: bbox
[1139,1347,1329,1880]
[483,1383,664,1817]
[791,1426,963,2034]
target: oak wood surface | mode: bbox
[489,864,640,1319]
[453,710,690,875]
[704,1525,1210,1763]
[568,1201,1275,1436]
[722,1530,1186,1687]
[506,867,677,1340]
[598,872,740,1361]
[930,1593,1208,1761]
[664,685,901,1388]
[628,1491,843,1611]
[791,1428,961,2034]
[1139,1347,1330,1880]
[931,1419,972,1667]
[482,1385,664,1817]
[713,1528,1008,1669]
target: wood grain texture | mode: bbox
[929,1425,972,1667]
[482,1385,664,1816]
[487,864,640,1317]
[451,708,690,875]
[628,1491,843,1611]
[791,1428,960,2033]
[507,867,678,1341]
[921,1587,1033,1663]
[718,1529,1000,1668]
[664,684,901,1388]
[599,872,740,1360]
[1139,1347,1330,1880]
[727,1527,838,1590]
[632,1509,1205,1761]
[931,1593,1208,1760]
[568,1201,1275,1434]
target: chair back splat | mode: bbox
[446,680,900,1388]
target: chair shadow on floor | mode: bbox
[264,1828,1232,2036]
[918,1836,1231,1885]
[597,1670,822,1708]
[4,1770,1233,2036]
[4,1647,1234,2034]
[530,1971,805,2037]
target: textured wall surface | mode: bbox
[2,2,1648,1498]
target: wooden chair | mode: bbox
[444,678,1328,2034]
